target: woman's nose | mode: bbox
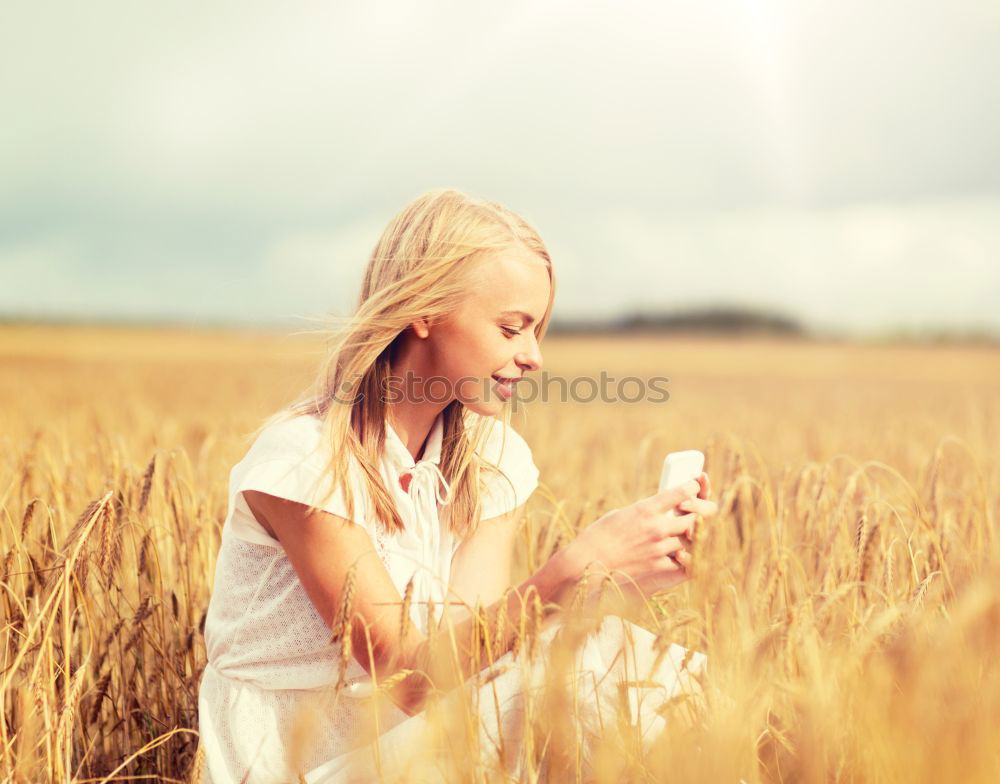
[516,341,543,372]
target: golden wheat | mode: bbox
[2,326,999,782]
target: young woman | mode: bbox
[196,189,718,783]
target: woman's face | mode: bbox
[411,247,550,417]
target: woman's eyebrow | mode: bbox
[498,309,536,326]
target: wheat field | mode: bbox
[2,324,998,783]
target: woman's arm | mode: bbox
[444,506,521,629]
[244,473,709,718]
[243,489,583,718]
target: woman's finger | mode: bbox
[648,479,702,516]
[661,534,689,555]
[662,511,697,536]
[697,471,712,500]
[677,497,718,517]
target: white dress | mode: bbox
[197,411,707,783]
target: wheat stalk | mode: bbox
[138,454,157,513]
[335,564,358,688]
[97,491,124,589]
[122,597,155,652]
[88,670,112,724]
[55,653,91,765]
[400,575,414,643]
[186,742,206,784]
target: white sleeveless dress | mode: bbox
[197,412,707,783]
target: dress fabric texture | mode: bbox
[197,411,707,783]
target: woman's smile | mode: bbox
[491,374,522,400]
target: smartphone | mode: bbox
[659,449,705,517]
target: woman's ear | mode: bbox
[411,318,431,339]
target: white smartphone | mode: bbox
[659,449,705,516]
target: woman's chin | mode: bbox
[462,397,507,418]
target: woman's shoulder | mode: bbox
[468,415,540,517]
[470,416,538,482]
[226,411,370,542]
[473,415,534,463]
[243,411,328,468]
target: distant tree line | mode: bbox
[549,305,806,336]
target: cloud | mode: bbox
[0,235,89,313]
[547,198,1000,333]
[259,218,386,319]
[1,0,998,330]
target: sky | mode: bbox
[2,0,999,336]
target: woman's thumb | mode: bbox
[661,479,701,508]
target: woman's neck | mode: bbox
[387,333,448,462]
[387,404,440,462]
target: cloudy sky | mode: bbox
[2,0,998,336]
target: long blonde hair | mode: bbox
[255,188,555,540]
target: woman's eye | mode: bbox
[501,326,522,337]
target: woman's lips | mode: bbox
[492,375,519,399]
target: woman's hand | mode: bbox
[564,472,718,608]
[677,471,715,542]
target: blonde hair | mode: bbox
[256,188,555,540]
